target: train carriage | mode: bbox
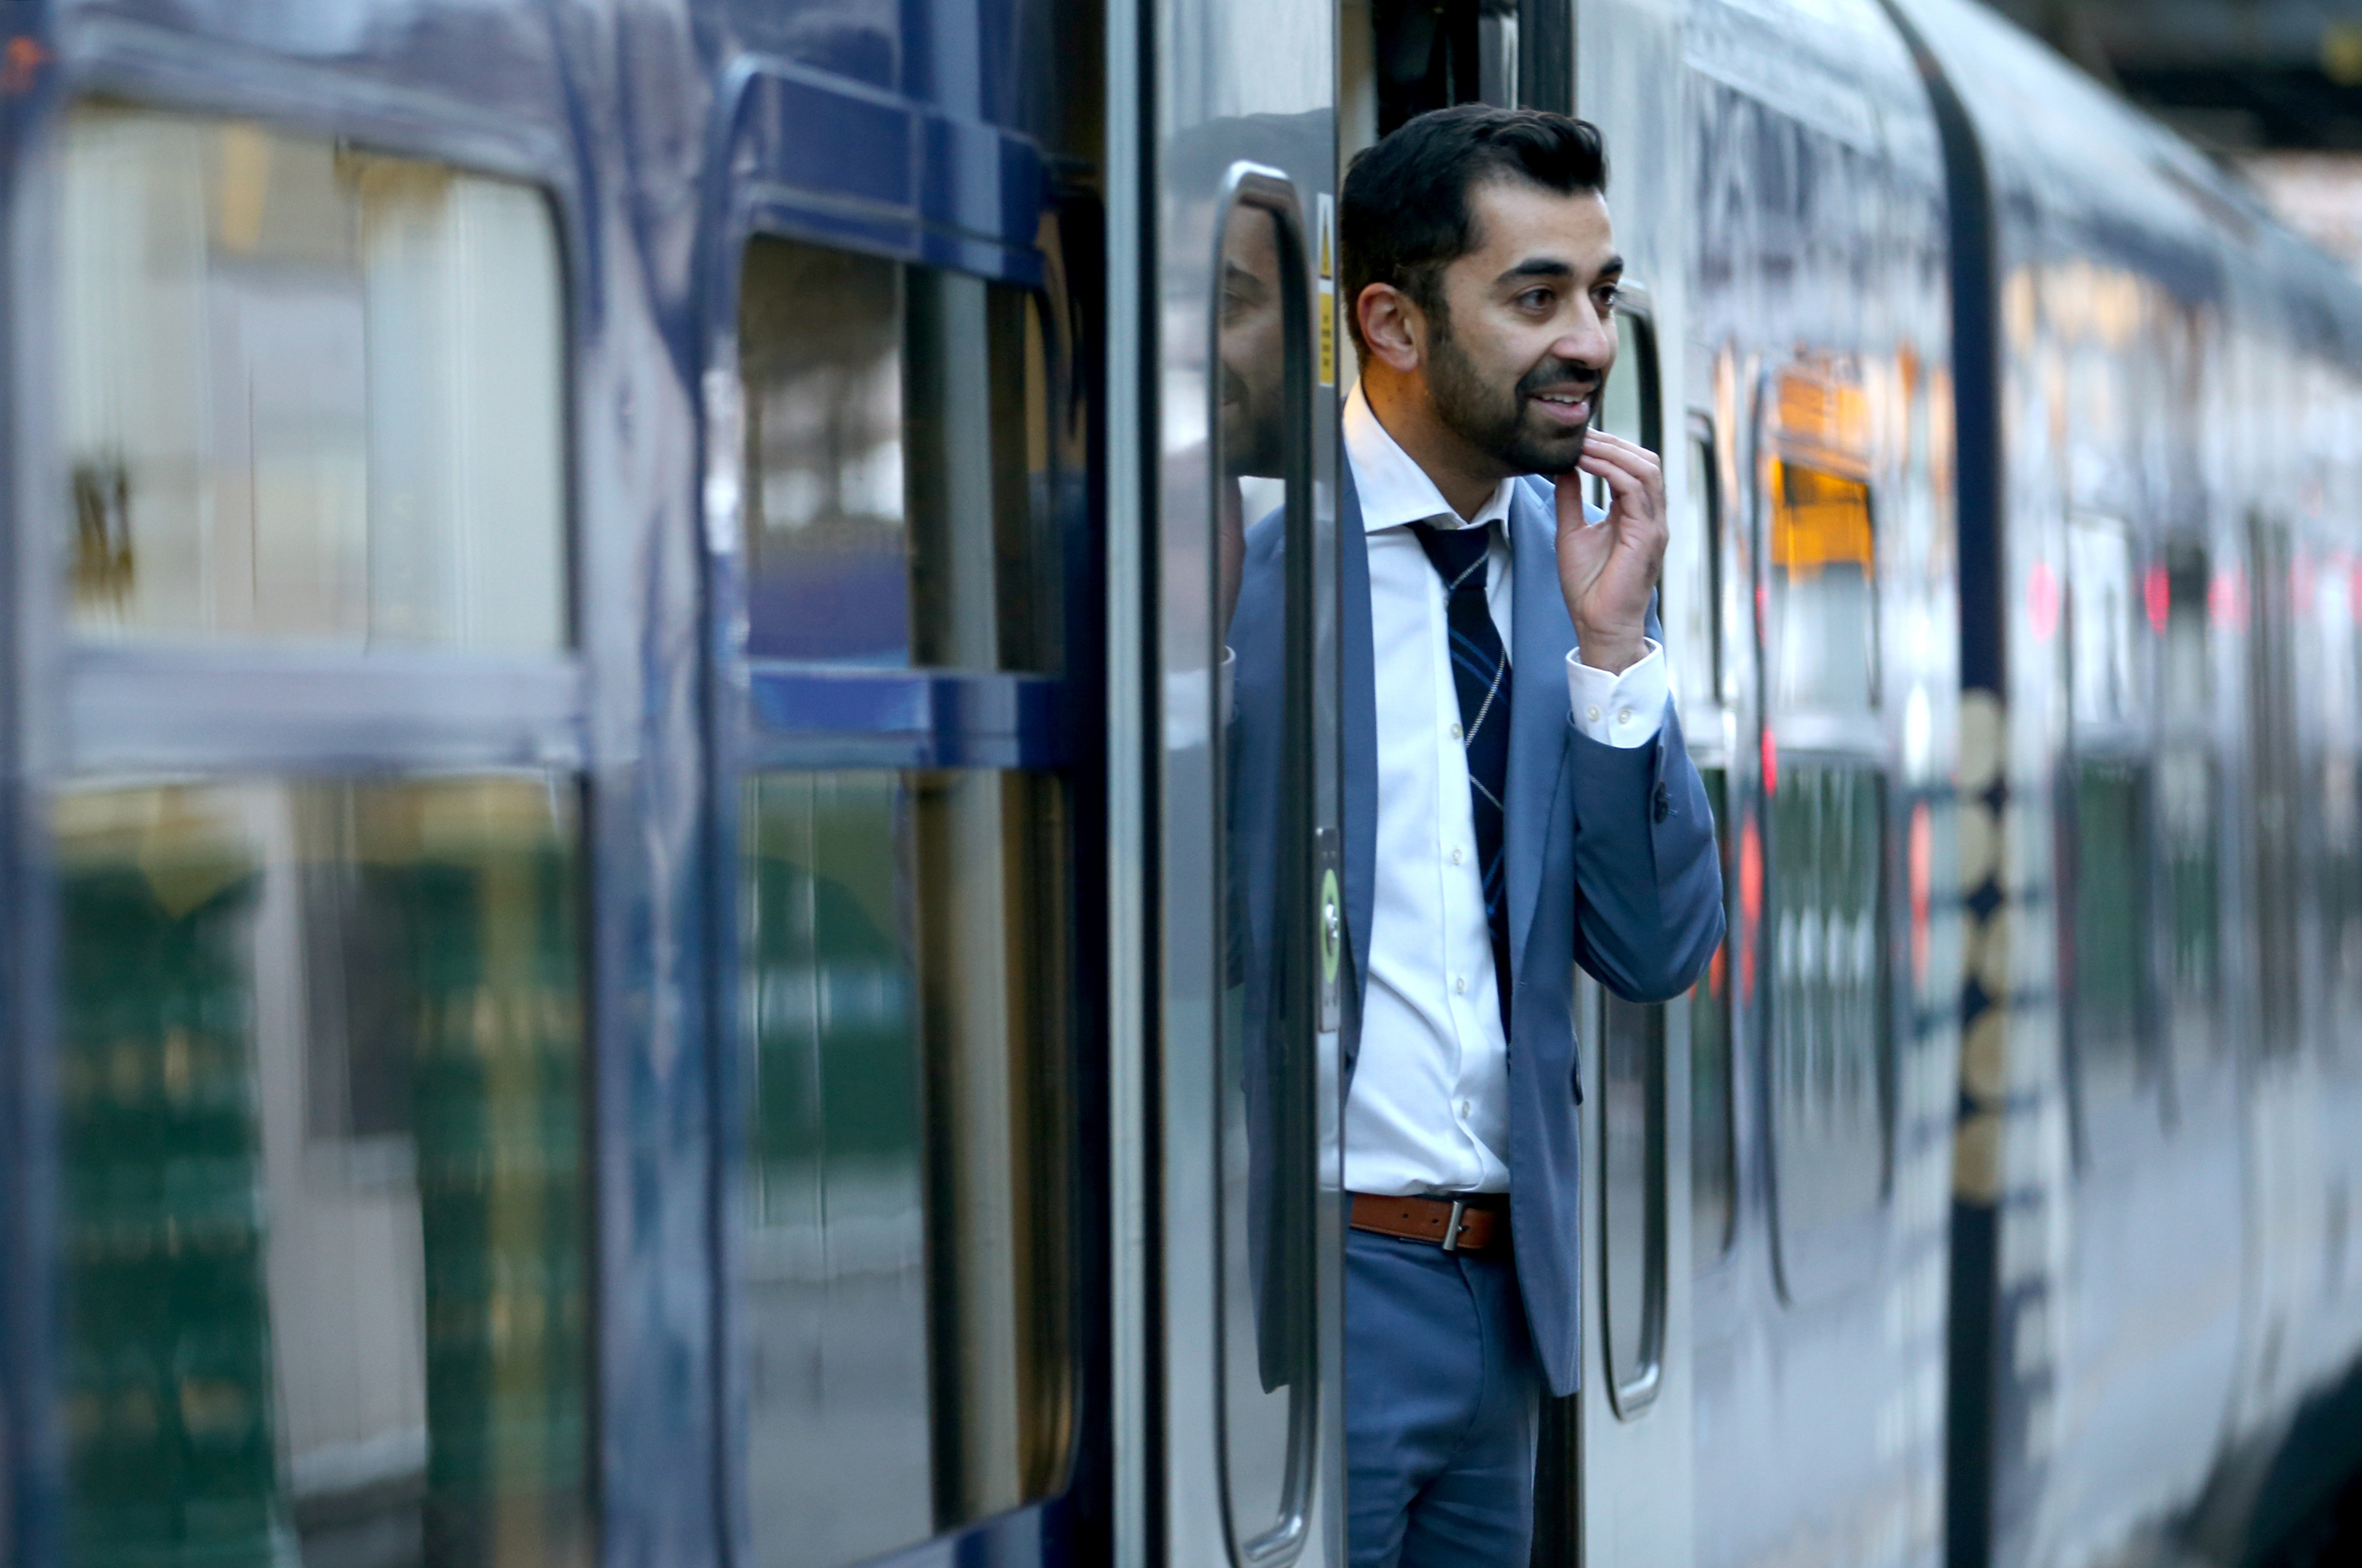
[3,0,2362,1566]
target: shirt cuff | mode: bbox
[1565,638,1667,748]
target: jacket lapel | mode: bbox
[1506,478,1576,987]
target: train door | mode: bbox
[699,28,1107,1568]
[1106,0,1343,1557]
[22,83,602,1568]
[1332,0,1707,1555]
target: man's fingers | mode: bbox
[1576,448,1656,508]
[1575,438,1661,489]
[1578,428,1658,465]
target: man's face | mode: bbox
[1422,180,1621,478]
[1219,208,1288,478]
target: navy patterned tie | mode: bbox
[1409,519,1514,1028]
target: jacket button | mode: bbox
[1652,781,1671,823]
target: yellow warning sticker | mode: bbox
[1319,279,1337,387]
[1316,192,1337,385]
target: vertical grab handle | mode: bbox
[1208,161,1322,1568]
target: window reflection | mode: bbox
[1769,764,1889,1244]
[2068,761,2151,1111]
[60,107,567,650]
[59,777,589,1568]
[2159,547,2221,1082]
[740,769,1072,1568]
[737,239,1059,671]
[1601,993,1664,1406]
[1768,460,1878,714]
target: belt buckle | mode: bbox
[1441,1198,1467,1253]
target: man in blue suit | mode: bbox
[1226,107,1724,1566]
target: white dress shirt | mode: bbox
[1342,381,1669,1196]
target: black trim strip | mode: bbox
[1870,7,2003,1568]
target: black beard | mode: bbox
[1426,323,1602,477]
[1221,361,1287,479]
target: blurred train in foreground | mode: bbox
[4,0,2362,1567]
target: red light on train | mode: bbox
[1762,727,1778,796]
[2144,563,2170,634]
[1739,817,1763,1006]
[2028,559,2059,641]
[2210,568,2247,630]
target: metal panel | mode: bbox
[67,652,587,777]
[714,60,1048,286]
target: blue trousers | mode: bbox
[1344,1228,1543,1568]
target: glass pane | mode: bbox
[59,775,588,1568]
[2067,516,2138,726]
[1683,431,1724,702]
[2310,563,2362,1067]
[2069,761,2150,1106]
[1213,201,1310,1557]
[2158,747,2221,1081]
[740,769,1072,1568]
[1769,764,1889,1238]
[1690,768,1735,1272]
[61,107,566,650]
[2247,518,2300,1055]
[736,239,1059,670]
[1767,460,1877,713]
[1601,993,1664,1404]
[2162,546,2212,721]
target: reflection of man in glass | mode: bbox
[1218,200,1289,482]
[1228,107,1724,1565]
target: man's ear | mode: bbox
[1355,282,1425,375]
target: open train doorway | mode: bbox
[1332,4,1706,1564]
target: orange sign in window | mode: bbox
[1773,368,1869,465]
[1769,459,1875,577]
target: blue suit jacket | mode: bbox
[1229,467,1726,1398]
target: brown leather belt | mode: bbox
[1350,1192,1510,1254]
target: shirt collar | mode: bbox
[1343,380,1517,537]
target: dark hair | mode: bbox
[1340,106,1608,358]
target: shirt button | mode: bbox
[1454,976,1467,995]
[1618,707,1633,725]
[1449,722,1462,740]
[1586,705,1601,723]
[1460,1100,1472,1118]
[1451,847,1465,865]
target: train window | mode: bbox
[60,106,567,650]
[2310,561,2362,1064]
[2158,547,2222,1082]
[1680,417,1725,703]
[1691,767,1737,1272]
[2067,516,2139,725]
[1601,992,1666,1413]
[1767,761,1890,1292]
[59,776,589,1567]
[2162,545,2213,719]
[740,767,1072,1567]
[2065,761,2154,1125]
[1766,458,1877,714]
[736,237,1059,671]
[2248,515,2301,1056]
